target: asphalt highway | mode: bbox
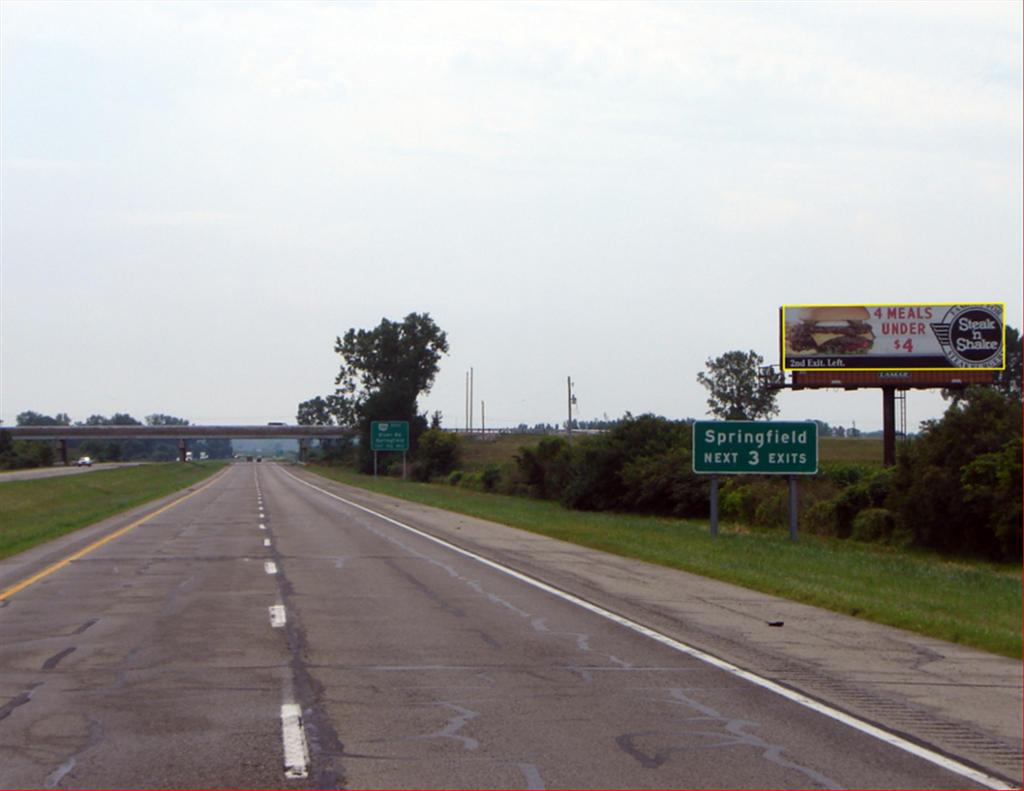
[0,463,1011,789]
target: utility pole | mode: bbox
[465,371,469,432]
[470,367,474,435]
[481,401,485,434]
[567,376,573,444]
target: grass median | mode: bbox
[305,465,1021,659]
[0,461,227,560]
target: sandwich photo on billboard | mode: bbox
[786,306,875,355]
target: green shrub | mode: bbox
[459,471,483,491]
[447,470,463,486]
[851,507,896,542]
[720,478,780,525]
[820,462,872,488]
[888,387,1022,559]
[0,438,55,470]
[719,485,756,523]
[515,437,572,499]
[480,464,501,493]
[754,491,788,528]
[408,461,430,482]
[804,499,838,536]
[619,445,708,517]
[414,429,461,480]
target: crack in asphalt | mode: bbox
[261,469,346,789]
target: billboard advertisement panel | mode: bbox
[782,303,1005,371]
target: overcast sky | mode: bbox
[2,1,1021,432]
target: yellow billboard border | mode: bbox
[781,302,1007,372]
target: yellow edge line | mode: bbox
[0,468,229,602]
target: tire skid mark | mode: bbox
[0,683,42,722]
[41,647,76,671]
[71,619,97,635]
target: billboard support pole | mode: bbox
[373,451,378,478]
[882,387,896,467]
[788,476,798,541]
[709,476,719,537]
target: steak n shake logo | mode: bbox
[930,305,1004,368]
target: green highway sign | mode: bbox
[371,421,410,452]
[693,421,818,475]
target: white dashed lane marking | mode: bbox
[269,605,287,628]
[281,703,310,779]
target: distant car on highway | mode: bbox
[76,456,93,467]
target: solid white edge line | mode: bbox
[281,467,1014,791]
[280,703,310,779]
[269,604,286,628]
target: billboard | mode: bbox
[782,303,1005,371]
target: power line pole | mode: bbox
[470,367,474,435]
[567,376,573,444]
[465,371,469,431]
[481,401,485,435]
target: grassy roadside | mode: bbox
[305,465,1021,659]
[0,461,227,560]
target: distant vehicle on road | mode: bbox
[76,456,92,467]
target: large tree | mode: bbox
[319,313,448,471]
[696,350,779,421]
[296,395,350,426]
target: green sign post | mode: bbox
[370,421,410,478]
[692,421,818,540]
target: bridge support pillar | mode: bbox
[178,439,188,463]
[298,438,309,464]
[57,439,69,465]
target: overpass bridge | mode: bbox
[4,425,351,464]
